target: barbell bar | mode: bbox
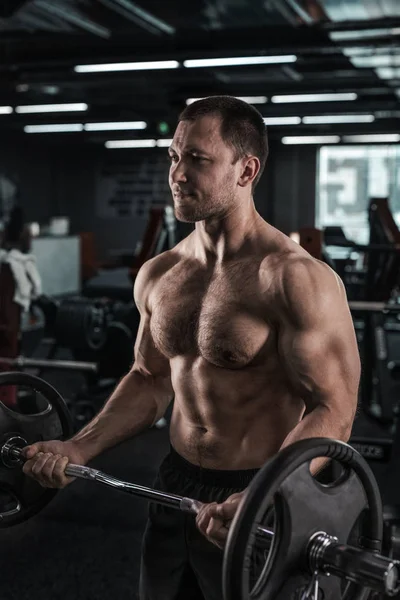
[0,355,98,373]
[6,441,273,538]
[5,441,400,597]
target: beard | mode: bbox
[172,176,235,223]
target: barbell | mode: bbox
[0,372,399,600]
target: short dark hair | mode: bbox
[179,95,268,190]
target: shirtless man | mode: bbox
[22,96,360,600]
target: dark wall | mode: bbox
[0,135,317,259]
[266,141,317,234]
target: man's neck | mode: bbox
[193,204,264,264]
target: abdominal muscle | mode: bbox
[168,356,305,470]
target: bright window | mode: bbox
[316,145,400,244]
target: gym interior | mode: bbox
[0,1,400,599]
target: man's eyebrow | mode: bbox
[186,146,208,155]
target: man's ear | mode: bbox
[238,156,260,188]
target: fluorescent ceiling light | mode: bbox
[303,114,375,124]
[0,106,13,114]
[234,96,267,104]
[183,55,297,68]
[375,67,400,79]
[105,139,157,148]
[75,60,179,73]
[156,138,173,147]
[24,124,84,133]
[375,109,400,118]
[282,136,340,145]
[186,96,268,105]
[16,103,88,113]
[350,54,400,68]
[330,28,400,42]
[272,93,357,103]
[342,134,400,143]
[84,121,147,131]
[263,116,301,125]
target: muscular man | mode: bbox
[22,96,360,600]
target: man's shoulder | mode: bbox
[133,238,191,308]
[280,253,339,288]
[261,248,344,324]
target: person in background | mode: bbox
[0,206,42,407]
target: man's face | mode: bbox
[168,115,240,223]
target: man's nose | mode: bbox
[170,160,187,184]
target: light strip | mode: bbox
[186,96,268,105]
[349,54,400,68]
[16,103,88,114]
[24,124,84,133]
[282,136,340,145]
[75,60,179,73]
[272,93,357,103]
[84,121,147,131]
[156,138,173,147]
[183,55,297,68]
[105,138,173,149]
[0,106,13,114]
[342,134,400,143]
[303,114,375,124]
[330,28,400,42]
[105,139,157,148]
[375,67,400,79]
[263,116,301,125]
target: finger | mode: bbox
[206,518,229,548]
[22,451,44,476]
[196,510,213,535]
[51,456,71,487]
[22,444,42,460]
[196,502,218,526]
[30,453,55,487]
[41,454,65,487]
[215,503,237,521]
[196,502,217,517]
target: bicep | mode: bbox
[132,262,171,381]
[133,312,171,380]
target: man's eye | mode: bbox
[169,155,178,163]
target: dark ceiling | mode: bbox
[0,0,399,143]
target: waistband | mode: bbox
[167,444,260,489]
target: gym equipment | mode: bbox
[97,301,138,378]
[54,298,109,352]
[223,438,390,600]
[0,372,72,526]
[1,373,399,599]
[349,301,400,426]
[0,356,98,374]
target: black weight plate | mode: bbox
[223,438,383,600]
[0,372,73,527]
[98,321,133,378]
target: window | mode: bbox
[316,145,400,244]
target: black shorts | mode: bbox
[139,446,259,600]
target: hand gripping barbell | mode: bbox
[0,372,399,600]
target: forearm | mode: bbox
[71,368,172,462]
[280,404,353,474]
